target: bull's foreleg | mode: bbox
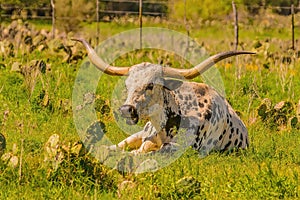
[109,122,156,151]
[132,140,160,153]
[131,125,197,154]
[115,130,144,150]
[132,129,171,154]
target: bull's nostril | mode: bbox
[120,105,136,116]
[129,107,133,113]
[119,105,139,125]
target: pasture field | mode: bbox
[0,16,300,199]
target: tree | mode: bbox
[243,0,297,15]
[169,0,243,21]
[0,0,49,7]
[55,0,95,32]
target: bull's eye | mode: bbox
[145,83,154,91]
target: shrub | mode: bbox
[169,0,243,21]
[55,0,95,32]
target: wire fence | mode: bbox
[0,0,168,20]
[232,2,299,50]
[1,1,298,21]
[0,1,299,51]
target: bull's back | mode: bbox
[174,82,249,153]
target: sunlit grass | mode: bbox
[0,16,299,199]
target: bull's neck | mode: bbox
[149,89,180,132]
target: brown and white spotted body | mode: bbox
[74,38,253,155]
[118,63,249,155]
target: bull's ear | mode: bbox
[163,79,183,91]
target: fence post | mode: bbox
[232,1,239,51]
[0,4,2,23]
[183,0,190,59]
[184,0,190,38]
[96,0,100,44]
[291,4,295,50]
[139,0,143,49]
[51,0,55,39]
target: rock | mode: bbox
[135,158,159,173]
[44,134,64,170]
[44,134,60,157]
[37,44,47,52]
[1,153,19,168]
[1,152,12,163]
[11,62,22,72]
[274,101,285,111]
[118,180,136,198]
[116,155,134,173]
[48,39,64,53]
[274,101,293,115]
[118,180,135,191]
[8,155,19,168]
[1,143,19,168]
[32,34,46,46]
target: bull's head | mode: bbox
[119,63,166,125]
[73,38,255,125]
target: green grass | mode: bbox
[0,15,300,199]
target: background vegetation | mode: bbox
[0,0,300,199]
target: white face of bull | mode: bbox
[119,63,166,125]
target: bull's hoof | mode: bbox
[130,149,143,155]
[108,144,118,151]
[158,142,180,153]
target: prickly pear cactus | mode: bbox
[0,133,6,156]
[257,99,299,130]
[257,98,272,121]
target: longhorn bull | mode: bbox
[74,38,254,155]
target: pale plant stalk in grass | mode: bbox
[277,58,294,99]
[23,64,40,101]
[19,138,24,183]
[94,179,99,200]
[18,122,24,183]
[2,110,9,134]
[0,85,3,94]
[183,0,190,59]
[279,62,288,93]
[53,71,62,94]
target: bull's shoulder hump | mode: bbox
[179,82,212,95]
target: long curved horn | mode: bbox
[72,38,129,76]
[163,51,256,79]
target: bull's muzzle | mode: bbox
[119,105,139,125]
